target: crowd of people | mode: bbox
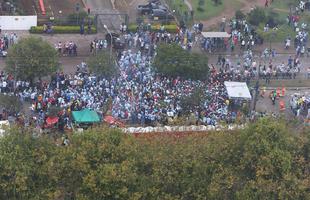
[290,93,310,118]
[0,32,18,56]
[0,0,309,130]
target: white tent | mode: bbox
[0,120,9,137]
[224,81,252,100]
[201,32,231,38]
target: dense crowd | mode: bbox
[0,49,236,127]
[290,93,310,118]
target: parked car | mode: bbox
[151,9,174,20]
[105,33,125,50]
[137,4,153,15]
[137,2,168,15]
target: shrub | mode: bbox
[235,10,246,20]
[128,24,178,33]
[197,6,205,12]
[266,10,284,28]
[29,26,97,34]
[247,7,266,26]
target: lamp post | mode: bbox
[103,24,113,61]
[269,31,276,57]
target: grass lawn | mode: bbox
[269,0,295,11]
[192,0,243,21]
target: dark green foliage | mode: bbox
[212,0,222,6]
[247,7,266,26]
[0,119,309,199]
[5,37,59,82]
[154,44,209,80]
[197,6,205,12]
[235,10,246,20]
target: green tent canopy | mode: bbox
[72,109,101,123]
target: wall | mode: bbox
[0,16,37,30]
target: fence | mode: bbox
[37,14,96,26]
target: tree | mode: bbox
[87,50,118,79]
[0,119,309,199]
[247,7,266,26]
[5,37,59,83]
[0,130,57,199]
[154,44,209,80]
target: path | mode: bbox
[83,0,124,31]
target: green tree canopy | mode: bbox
[87,50,118,79]
[5,37,59,82]
[0,119,309,199]
[154,44,209,80]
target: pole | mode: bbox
[104,25,113,63]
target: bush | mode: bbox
[266,10,284,28]
[29,26,97,34]
[197,6,205,12]
[247,7,266,26]
[128,24,178,33]
[235,10,245,20]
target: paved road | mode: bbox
[84,0,124,32]
[84,0,112,10]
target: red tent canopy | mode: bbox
[104,116,125,127]
[46,117,59,126]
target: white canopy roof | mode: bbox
[201,32,231,38]
[224,81,252,100]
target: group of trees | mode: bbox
[0,119,309,199]
[5,37,207,84]
[5,36,118,83]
